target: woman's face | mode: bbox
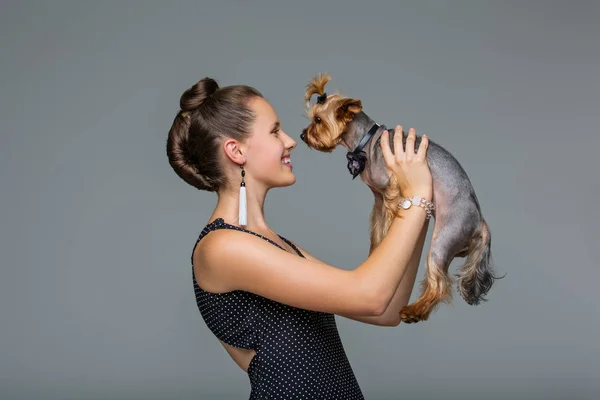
[243,97,297,189]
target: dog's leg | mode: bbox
[381,174,401,233]
[399,251,453,323]
[456,217,502,305]
[399,221,457,323]
[368,189,386,255]
[369,173,399,254]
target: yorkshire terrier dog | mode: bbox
[300,74,502,323]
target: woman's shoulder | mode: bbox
[192,220,243,292]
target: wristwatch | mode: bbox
[398,195,434,220]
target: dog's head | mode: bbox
[300,74,363,152]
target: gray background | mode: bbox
[1,1,598,399]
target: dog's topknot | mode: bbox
[304,73,331,106]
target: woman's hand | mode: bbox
[380,126,432,201]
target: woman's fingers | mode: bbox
[383,125,428,165]
[405,128,416,160]
[393,125,404,162]
[416,134,429,162]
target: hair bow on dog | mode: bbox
[316,92,328,104]
[346,150,367,179]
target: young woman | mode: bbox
[166,77,432,399]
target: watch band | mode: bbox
[398,195,434,219]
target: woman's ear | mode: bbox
[223,138,245,165]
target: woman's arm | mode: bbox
[195,207,428,318]
[291,219,429,326]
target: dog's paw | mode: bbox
[399,304,431,324]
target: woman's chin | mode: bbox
[279,171,296,187]
[282,175,296,187]
[265,166,296,188]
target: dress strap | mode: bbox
[204,218,304,258]
[277,235,305,258]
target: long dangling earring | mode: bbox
[238,164,247,226]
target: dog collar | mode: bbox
[346,122,380,179]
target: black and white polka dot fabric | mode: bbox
[192,218,365,399]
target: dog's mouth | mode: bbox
[300,127,339,152]
[300,129,308,143]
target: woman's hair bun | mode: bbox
[167,77,263,192]
[180,77,219,112]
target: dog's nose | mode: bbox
[300,131,307,142]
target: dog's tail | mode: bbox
[456,218,505,305]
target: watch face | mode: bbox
[401,199,412,209]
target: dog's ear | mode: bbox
[336,98,363,122]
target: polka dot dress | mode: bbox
[192,218,365,399]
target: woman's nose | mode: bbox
[283,131,297,149]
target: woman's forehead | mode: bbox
[251,98,278,127]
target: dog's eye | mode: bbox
[315,117,322,124]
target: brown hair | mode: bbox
[166,77,263,192]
